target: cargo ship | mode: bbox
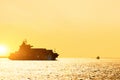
[9,41,59,60]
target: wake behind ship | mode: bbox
[9,41,59,60]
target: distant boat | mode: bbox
[9,41,59,60]
[96,56,100,59]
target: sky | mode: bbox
[0,0,120,58]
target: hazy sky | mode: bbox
[0,0,120,58]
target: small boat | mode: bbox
[96,56,100,59]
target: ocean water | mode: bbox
[0,58,120,80]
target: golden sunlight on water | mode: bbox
[0,58,120,80]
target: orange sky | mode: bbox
[0,0,120,58]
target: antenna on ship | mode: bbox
[54,48,56,53]
[24,39,27,44]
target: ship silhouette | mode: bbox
[9,41,59,60]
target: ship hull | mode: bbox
[9,53,58,60]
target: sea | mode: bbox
[0,58,120,80]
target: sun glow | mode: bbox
[0,45,9,56]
